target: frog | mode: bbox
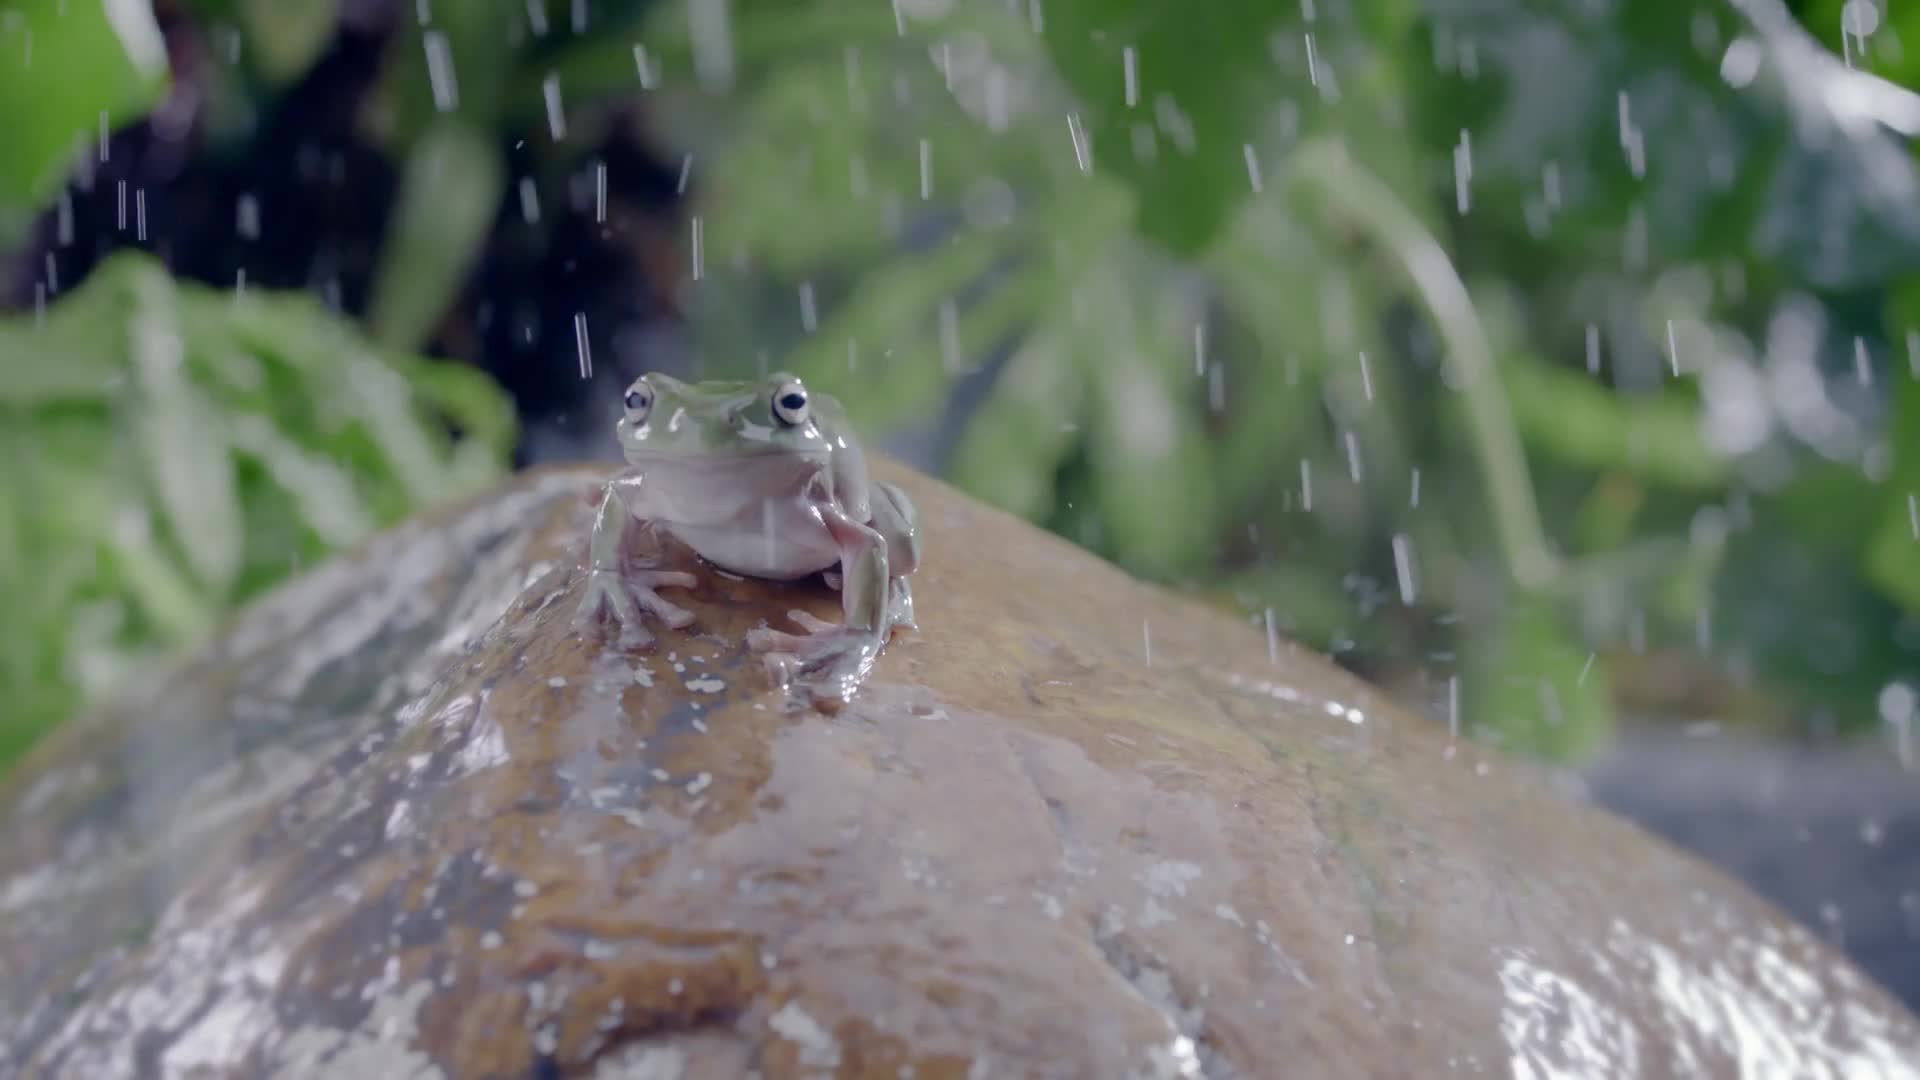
[573,370,921,701]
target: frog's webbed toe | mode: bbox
[747,611,886,703]
[575,567,698,646]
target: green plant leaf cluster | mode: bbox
[0,252,513,765]
[619,0,1920,761]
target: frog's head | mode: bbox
[614,371,843,464]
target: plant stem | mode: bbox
[1288,138,1560,589]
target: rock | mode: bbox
[2,460,1917,1078]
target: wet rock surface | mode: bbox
[3,461,1919,1078]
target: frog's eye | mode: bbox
[771,379,810,427]
[622,381,654,423]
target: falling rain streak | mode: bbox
[1454,130,1472,214]
[574,313,592,379]
[1391,534,1418,605]
[1066,113,1092,174]
[424,31,458,111]
[542,74,566,139]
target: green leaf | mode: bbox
[0,0,170,216]
[367,120,506,351]
[234,0,338,87]
[947,324,1087,521]
[123,263,245,596]
[1501,361,1728,491]
[1072,265,1221,579]
[1461,592,1613,764]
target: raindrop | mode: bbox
[937,299,961,372]
[1243,144,1263,192]
[919,138,932,199]
[1142,619,1153,666]
[98,109,108,161]
[689,0,735,90]
[1264,608,1279,664]
[1357,351,1374,401]
[236,193,260,239]
[676,153,693,195]
[574,313,592,379]
[690,216,704,280]
[1391,534,1418,605]
[1300,459,1313,511]
[115,181,126,231]
[1066,112,1092,174]
[542,73,566,139]
[1453,130,1472,214]
[1409,467,1421,508]
[1665,319,1680,376]
[424,31,458,111]
[135,188,146,242]
[1879,681,1914,770]
[632,44,657,89]
[595,160,607,222]
[1854,336,1872,386]
[799,282,818,333]
[1193,322,1206,376]
[1343,430,1362,484]
[1447,675,1460,742]
[1123,46,1138,108]
[1721,36,1763,87]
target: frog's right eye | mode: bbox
[623,383,654,423]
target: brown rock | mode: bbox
[3,461,1917,1078]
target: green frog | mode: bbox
[574,371,921,700]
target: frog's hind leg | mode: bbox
[869,480,921,578]
[865,480,919,630]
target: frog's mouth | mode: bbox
[621,447,834,467]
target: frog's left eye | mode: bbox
[771,379,810,427]
[623,381,654,423]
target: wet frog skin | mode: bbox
[575,371,921,701]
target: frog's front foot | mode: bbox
[746,611,888,704]
[574,566,698,647]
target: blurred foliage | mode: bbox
[0,252,513,765]
[581,0,1920,761]
[8,0,1920,768]
[0,0,171,245]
